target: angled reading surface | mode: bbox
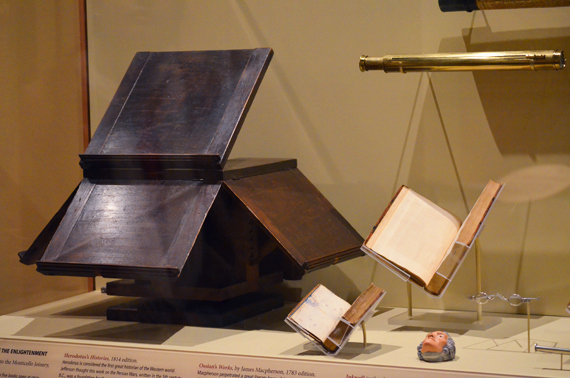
[82,48,273,171]
[37,179,220,279]
[18,185,78,265]
[19,48,367,318]
[362,180,503,297]
[225,168,364,271]
[286,283,385,355]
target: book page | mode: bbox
[366,189,461,285]
[288,285,351,343]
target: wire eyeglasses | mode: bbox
[468,292,539,306]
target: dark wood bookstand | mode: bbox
[19,49,363,326]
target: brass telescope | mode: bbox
[359,50,565,73]
[439,0,570,12]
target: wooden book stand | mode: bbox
[19,49,363,326]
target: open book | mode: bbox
[362,180,503,297]
[285,283,385,355]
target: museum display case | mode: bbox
[2,1,570,377]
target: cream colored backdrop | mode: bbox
[0,1,89,314]
[86,1,570,316]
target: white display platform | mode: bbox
[1,291,569,377]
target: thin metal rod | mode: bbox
[535,344,570,370]
[527,302,531,353]
[475,240,483,321]
[360,50,565,73]
[407,281,413,317]
[362,322,367,348]
[535,345,570,355]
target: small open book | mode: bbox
[362,180,503,297]
[285,283,385,355]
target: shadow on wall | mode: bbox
[463,26,570,157]
[391,24,570,315]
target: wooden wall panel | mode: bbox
[0,1,89,314]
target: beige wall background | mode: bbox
[0,1,89,314]
[84,1,570,317]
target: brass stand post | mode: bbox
[527,302,531,353]
[475,240,483,321]
[407,282,413,317]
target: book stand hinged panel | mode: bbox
[19,49,364,327]
[361,181,504,331]
[361,181,503,298]
[285,284,386,356]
